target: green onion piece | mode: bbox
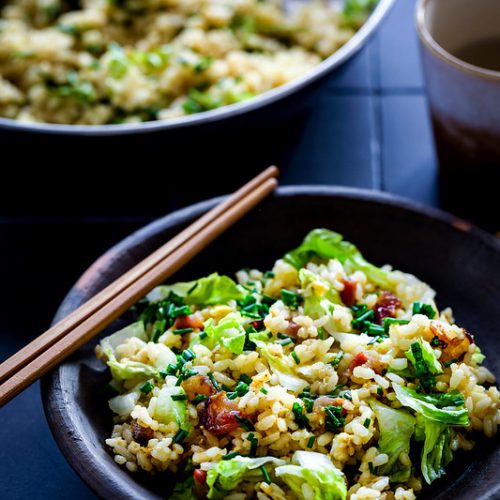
[139,380,154,394]
[363,418,371,428]
[240,374,252,385]
[260,465,271,484]
[187,282,198,295]
[291,351,300,365]
[172,305,192,318]
[377,387,383,395]
[302,397,314,413]
[443,358,458,367]
[166,363,178,376]
[250,437,258,456]
[292,402,309,429]
[151,318,167,342]
[191,394,207,404]
[207,372,221,391]
[366,324,386,336]
[260,387,268,395]
[181,349,196,362]
[199,331,208,339]
[173,328,193,335]
[412,302,436,319]
[368,462,375,475]
[223,451,241,460]
[307,435,316,448]
[280,289,303,309]
[330,352,344,367]
[235,415,255,431]
[278,337,293,346]
[171,394,188,401]
[264,271,275,279]
[383,317,410,332]
[317,327,325,340]
[173,429,189,444]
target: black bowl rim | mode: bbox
[41,185,500,499]
[0,0,394,136]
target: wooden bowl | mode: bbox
[41,186,500,499]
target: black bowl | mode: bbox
[42,186,500,499]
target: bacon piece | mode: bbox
[373,291,401,324]
[349,352,368,372]
[250,320,264,331]
[131,420,154,445]
[430,322,472,363]
[340,279,357,306]
[193,469,207,485]
[182,375,216,401]
[174,312,204,330]
[200,392,243,437]
[284,320,300,338]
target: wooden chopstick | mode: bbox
[0,178,278,407]
[0,166,278,386]
[0,176,278,407]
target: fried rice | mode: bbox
[0,0,375,124]
[95,228,500,499]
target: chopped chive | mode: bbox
[199,331,208,339]
[173,328,193,335]
[207,372,221,391]
[191,394,207,404]
[159,370,169,378]
[366,324,385,336]
[363,418,371,428]
[443,358,458,367]
[383,317,410,332]
[317,327,325,340]
[368,462,375,474]
[330,352,344,367]
[280,289,303,309]
[291,351,300,365]
[235,415,255,431]
[292,402,309,429]
[139,380,154,394]
[171,393,188,401]
[166,363,178,375]
[352,309,375,325]
[264,271,275,279]
[250,437,258,456]
[377,387,383,396]
[181,349,196,362]
[307,435,316,448]
[223,451,241,460]
[187,282,198,295]
[278,337,293,346]
[240,374,252,385]
[173,429,189,443]
[242,311,261,319]
[172,305,192,317]
[260,387,268,395]
[260,465,271,484]
[302,397,314,412]
[412,302,436,319]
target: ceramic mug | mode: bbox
[416,0,500,232]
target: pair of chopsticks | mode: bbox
[0,166,279,407]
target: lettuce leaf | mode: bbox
[201,313,246,354]
[100,321,147,358]
[153,385,189,430]
[275,451,347,500]
[148,273,244,306]
[107,358,159,385]
[257,344,308,393]
[368,399,415,482]
[299,268,341,319]
[207,456,286,499]
[284,229,393,289]
[393,384,469,426]
[415,416,453,484]
[108,388,140,417]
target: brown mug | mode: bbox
[416,0,500,232]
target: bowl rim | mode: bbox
[0,0,394,136]
[41,186,500,499]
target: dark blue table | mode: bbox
[0,1,436,498]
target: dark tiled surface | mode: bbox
[0,0,437,498]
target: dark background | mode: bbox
[0,1,440,498]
